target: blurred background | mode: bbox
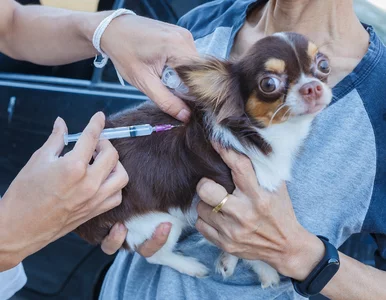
[0,0,384,299]
[354,0,386,41]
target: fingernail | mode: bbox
[119,224,126,232]
[176,109,191,123]
[94,111,106,122]
[162,223,172,235]
[53,117,62,131]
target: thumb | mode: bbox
[212,142,260,194]
[42,117,68,156]
[136,222,171,257]
[142,74,191,123]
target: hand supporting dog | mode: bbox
[102,222,171,257]
[195,144,325,283]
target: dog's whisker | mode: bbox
[268,104,287,126]
[283,107,292,119]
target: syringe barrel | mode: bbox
[64,133,82,145]
[64,124,154,145]
[100,125,153,139]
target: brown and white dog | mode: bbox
[75,32,332,288]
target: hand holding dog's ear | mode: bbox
[102,15,199,123]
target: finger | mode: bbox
[166,28,199,66]
[212,142,259,193]
[71,112,105,163]
[101,223,128,255]
[69,191,123,232]
[142,74,191,123]
[196,200,227,231]
[42,117,68,156]
[196,178,235,213]
[136,223,171,257]
[195,218,222,248]
[95,190,123,216]
[96,162,128,205]
[89,140,119,186]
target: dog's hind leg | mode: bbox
[125,211,209,278]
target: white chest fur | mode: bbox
[211,115,314,191]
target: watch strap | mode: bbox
[292,236,340,297]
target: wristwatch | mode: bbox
[292,236,340,298]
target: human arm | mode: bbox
[195,145,386,300]
[0,0,198,121]
[0,113,128,271]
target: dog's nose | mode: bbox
[299,81,323,102]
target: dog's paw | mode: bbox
[259,268,280,289]
[215,252,238,279]
[245,260,280,289]
[171,256,209,278]
[183,257,210,278]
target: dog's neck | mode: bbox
[209,115,314,191]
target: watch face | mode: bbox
[308,261,340,295]
[328,258,340,265]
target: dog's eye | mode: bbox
[259,77,280,93]
[317,59,331,74]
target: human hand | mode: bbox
[101,15,199,122]
[0,113,128,270]
[195,145,325,281]
[101,222,171,257]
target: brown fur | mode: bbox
[75,102,235,244]
[246,94,287,125]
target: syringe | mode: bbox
[161,66,189,95]
[64,124,180,145]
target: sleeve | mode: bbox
[176,0,240,36]
[358,30,386,236]
[0,263,27,299]
[356,31,386,271]
[177,0,225,29]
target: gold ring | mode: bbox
[212,194,230,213]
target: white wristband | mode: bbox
[92,9,136,86]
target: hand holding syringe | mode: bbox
[64,124,180,145]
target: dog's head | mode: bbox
[175,32,332,130]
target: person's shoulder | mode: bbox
[355,27,386,100]
[177,0,255,40]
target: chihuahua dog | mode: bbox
[75,32,332,288]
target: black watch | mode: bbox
[292,236,340,298]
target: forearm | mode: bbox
[0,1,111,65]
[0,199,25,271]
[283,232,386,300]
[320,252,386,300]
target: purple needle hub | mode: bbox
[154,124,179,132]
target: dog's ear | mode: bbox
[175,58,245,124]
